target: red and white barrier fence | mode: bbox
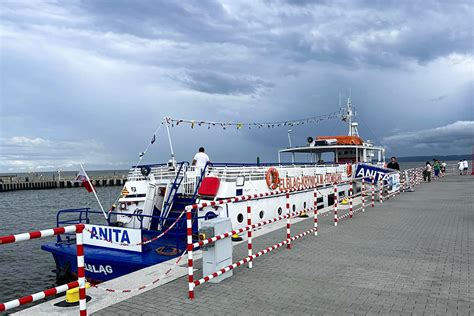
[0,224,87,315]
[186,185,321,299]
[185,167,436,299]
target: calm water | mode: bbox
[0,161,460,311]
[0,186,121,310]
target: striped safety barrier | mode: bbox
[333,183,338,226]
[0,224,87,315]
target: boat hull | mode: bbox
[42,237,184,283]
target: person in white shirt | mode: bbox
[192,147,210,168]
[458,160,464,175]
[423,161,432,182]
[463,159,469,175]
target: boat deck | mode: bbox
[18,175,474,315]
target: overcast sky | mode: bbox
[1,0,473,172]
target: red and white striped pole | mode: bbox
[371,177,375,207]
[247,201,253,269]
[379,180,383,203]
[349,180,353,219]
[313,188,318,236]
[286,192,291,249]
[361,178,365,212]
[75,225,87,316]
[333,183,338,226]
[186,208,194,299]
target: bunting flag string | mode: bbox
[165,108,345,130]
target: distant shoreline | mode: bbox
[396,154,471,162]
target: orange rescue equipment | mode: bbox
[346,163,352,177]
[316,135,363,145]
[265,167,280,190]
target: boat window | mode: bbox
[292,205,296,212]
[259,210,264,219]
[303,202,307,209]
[237,213,244,223]
[277,207,282,215]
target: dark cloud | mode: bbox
[383,121,474,156]
[0,0,472,171]
[176,71,274,95]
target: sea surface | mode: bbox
[0,161,462,311]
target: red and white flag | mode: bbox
[75,169,95,193]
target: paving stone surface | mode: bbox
[94,176,473,315]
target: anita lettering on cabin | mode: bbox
[90,226,132,244]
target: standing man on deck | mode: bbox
[386,156,400,171]
[192,147,210,169]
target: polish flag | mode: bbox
[75,169,95,193]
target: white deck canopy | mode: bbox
[279,144,386,164]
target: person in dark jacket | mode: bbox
[386,156,400,170]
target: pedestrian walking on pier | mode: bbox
[458,160,463,175]
[386,156,400,171]
[433,160,441,177]
[462,159,469,175]
[441,161,446,176]
[423,162,432,182]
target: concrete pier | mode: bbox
[16,175,474,315]
[97,176,473,315]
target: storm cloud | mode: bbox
[0,0,472,171]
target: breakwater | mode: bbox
[0,177,126,192]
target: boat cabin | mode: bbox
[279,135,385,165]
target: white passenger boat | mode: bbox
[42,97,391,283]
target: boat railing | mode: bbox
[127,162,188,182]
[55,208,208,245]
[203,163,348,182]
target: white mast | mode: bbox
[346,90,359,137]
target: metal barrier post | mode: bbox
[286,192,291,249]
[186,208,194,299]
[247,201,253,268]
[75,225,87,316]
[313,188,318,236]
[349,180,353,219]
[333,183,338,226]
[361,178,365,212]
[379,181,383,203]
[371,177,375,207]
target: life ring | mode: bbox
[265,167,280,190]
[346,164,352,177]
[155,246,179,256]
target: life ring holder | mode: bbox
[265,167,280,190]
[155,246,179,256]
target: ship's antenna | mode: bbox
[347,92,352,136]
[165,117,176,163]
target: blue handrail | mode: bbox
[161,161,189,225]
